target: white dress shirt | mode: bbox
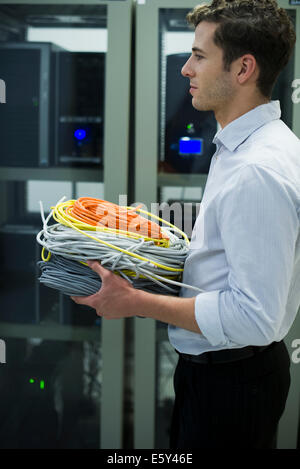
[168,100,300,355]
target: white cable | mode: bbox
[37,201,203,295]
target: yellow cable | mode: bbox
[52,200,171,247]
[47,200,187,273]
[41,247,51,262]
[78,261,180,281]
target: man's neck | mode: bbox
[215,95,270,129]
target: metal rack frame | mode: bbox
[0,0,134,449]
[134,0,300,449]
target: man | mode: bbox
[72,0,300,449]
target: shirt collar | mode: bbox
[212,100,281,152]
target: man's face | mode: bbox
[181,21,236,112]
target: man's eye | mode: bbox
[195,55,204,60]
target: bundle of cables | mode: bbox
[36,197,203,297]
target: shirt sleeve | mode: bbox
[195,164,299,347]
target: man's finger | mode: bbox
[87,260,111,278]
[71,295,94,306]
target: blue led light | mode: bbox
[74,129,87,140]
[179,137,203,155]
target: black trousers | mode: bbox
[169,341,291,449]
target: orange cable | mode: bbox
[67,197,169,240]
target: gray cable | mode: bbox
[36,200,204,295]
[38,255,179,297]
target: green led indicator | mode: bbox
[40,380,45,390]
[187,124,192,129]
[29,379,35,384]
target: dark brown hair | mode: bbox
[187,0,296,97]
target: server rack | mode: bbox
[0,0,133,449]
[134,0,300,449]
[0,41,61,167]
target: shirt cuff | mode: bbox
[195,290,230,347]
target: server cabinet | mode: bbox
[134,0,300,449]
[0,42,60,167]
[0,0,133,449]
[56,51,105,167]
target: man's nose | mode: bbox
[181,56,193,77]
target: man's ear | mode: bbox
[236,54,258,85]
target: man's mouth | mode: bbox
[189,85,197,94]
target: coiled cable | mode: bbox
[37,197,203,296]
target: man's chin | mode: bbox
[192,100,213,112]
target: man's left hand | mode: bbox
[71,260,141,319]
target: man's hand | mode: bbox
[71,260,141,319]
[71,260,201,334]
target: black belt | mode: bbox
[176,342,277,365]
